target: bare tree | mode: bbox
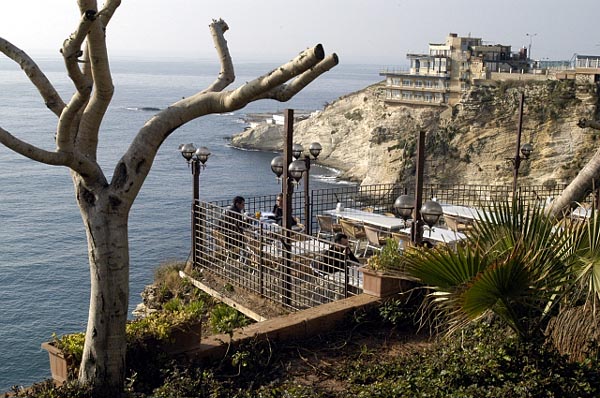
[547,118,600,218]
[0,1,338,395]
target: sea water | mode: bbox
[0,56,382,391]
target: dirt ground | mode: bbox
[214,316,433,395]
[195,270,292,320]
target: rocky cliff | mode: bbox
[231,79,600,188]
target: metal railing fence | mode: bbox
[193,182,573,312]
[193,201,362,312]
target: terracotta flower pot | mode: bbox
[41,320,202,384]
[359,266,410,298]
[40,341,72,385]
[158,321,203,355]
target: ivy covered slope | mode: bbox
[232,79,599,188]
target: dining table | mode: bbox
[262,239,330,259]
[441,204,488,221]
[396,226,467,246]
[324,208,406,231]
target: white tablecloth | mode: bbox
[397,227,466,244]
[324,208,405,230]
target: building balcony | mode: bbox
[385,85,449,93]
[380,68,450,78]
[383,97,447,107]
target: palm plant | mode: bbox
[404,198,586,340]
[545,206,600,359]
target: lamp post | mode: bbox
[393,194,414,223]
[291,142,322,234]
[420,200,443,238]
[179,143,210,268]
[270,109,307,305]
[270,155,307,222]
[392,130,443,246]
[526,33,537,67]
[506,92,533,198]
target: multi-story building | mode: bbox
[380,33,528,107]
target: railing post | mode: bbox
[411,130,425,246]
[282,109,294,305]
[191,159,200,268]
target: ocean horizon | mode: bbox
[0,56,382,391]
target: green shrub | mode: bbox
[210,303,250,335]
[366,239,403,273]
[162,297,182,312]
[8,379,92,398]
[51,332,85,365]
[341,321,600,397]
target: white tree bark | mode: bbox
[0,1,338,396]
[547,118,600,218]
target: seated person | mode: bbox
[218,196,247,250]
[317,233,359,274]
[268,193,297,227]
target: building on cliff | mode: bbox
[380,33,600,108]
[379,32,528,107]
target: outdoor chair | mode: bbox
[363,225,387,256]
[339,218,367,252]
[316,214,342,239]
[391,232,413,252]
[443,214,474,233]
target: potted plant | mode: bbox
[41,299,204,384]
[41,332,85,384]
[359,238,412,297]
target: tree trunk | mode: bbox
[547,120,600,218]
[1,8,338,394]
[76,186,130,397]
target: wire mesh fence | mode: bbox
[193,182,573,312]
[193,201,362,312]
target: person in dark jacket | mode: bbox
[219,196,247,250]
[318,233,359,274]
[269,193,297,227]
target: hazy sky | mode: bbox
[1,0,598,65]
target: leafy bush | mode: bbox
[126,300,205,343]
[341,321,600,397]
[209,303,250,335]
[51,332,85,366]
[7,379,91,398]
[366,238,403,273]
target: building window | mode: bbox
[415,80,423,87]
[425,80,432,88]
[403,79,411,86]
[402,91,411,99]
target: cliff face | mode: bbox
[231,79,599,188]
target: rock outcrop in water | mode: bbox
[231,80,600,188]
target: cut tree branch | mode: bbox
[0,37,66,117]
[58,7,97,153]
[203,19,234,93]
[253,53,339,101]
[115,43,335,202]
[0,126,104,182]
[224,44,326,109]
[76,2,114,158]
